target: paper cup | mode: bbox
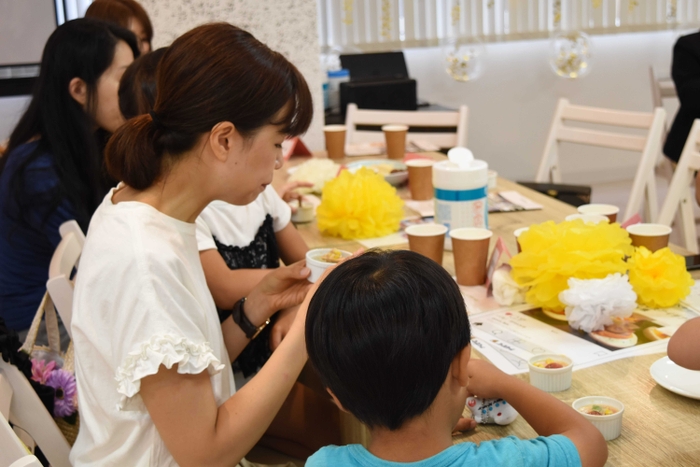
[382,124,408,160]
[528,354,573,392]
[625,223,672,252]
[578,204,620,223]
[572,396,624,441]
[305,248,352,283]
[324,125,346,160]
[514,227,529,253]
[565,213,610,224]
[406,223,448,265]
[290,200,315,224]
[406,159,434,200]
[450,228,493,286]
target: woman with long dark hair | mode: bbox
[70,23,337,466]
[0,19,138,334]
[85,0,154,54]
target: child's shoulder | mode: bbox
[473,435,582,467]
[305,444,361,466]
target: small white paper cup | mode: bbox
[290,200,315,224]
[305,248,352,283]
[572,396,624,441]
[528,354,573,392]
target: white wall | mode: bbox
[404,30,681,184]
[0,96,30,142]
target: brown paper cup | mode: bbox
[450,228,493,286]
[626,223,672,252]
[324,125,346,160]
[406,224,448,265]
[577,204,619,223]
[382,124,408,160]
[406,159,434,200]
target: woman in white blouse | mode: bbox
[70,23,320,466]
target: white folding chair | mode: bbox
[46,220,85,337]
[0,363,71,467]
[535,98,666,223]
[649,66,677,115]
[658,119,700,254]
[344,103,468,148]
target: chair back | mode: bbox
[658,119,700,253]
[344,103,468,148]
[46,220,85,337]
[649,66,677,110]
[535,98,666,222]
[0,363,71,467]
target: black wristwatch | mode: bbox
[232,297,270,340]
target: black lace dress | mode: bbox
[215,214,279,377]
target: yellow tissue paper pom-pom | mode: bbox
[316,167,404,240]
[628,246,694,308]
[510,220,633,311]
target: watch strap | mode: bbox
[232,297,270,339]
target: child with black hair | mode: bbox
[305,250,608,467]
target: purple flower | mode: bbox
[31,359,56,385]
[45,369,77,418]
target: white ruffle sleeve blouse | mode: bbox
[70,189,235,466]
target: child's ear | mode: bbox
[326,388,350,414]
[451,343,471,387]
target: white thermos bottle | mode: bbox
[433,147,489,249]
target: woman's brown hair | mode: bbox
[118,47,167,120]
[85,0,153,45]
[105,23,313,190]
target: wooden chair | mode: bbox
[649,66,677,118]
[344,103,469,148]
[0,362,71,467]
[658,119,700,253]
[535,98,666,223]
[46,220,85,337]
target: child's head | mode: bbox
[306,250,471,431]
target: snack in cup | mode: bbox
[305,248,352,283]
[572,396,625,441]
[528,354,573,392]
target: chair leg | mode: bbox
[680,189,699,254]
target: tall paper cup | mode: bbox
[565,214,609,224]
[406,223,448,265]
[382,124,408,160]
[626,223,672,252]
[450,227,493,286]
[406,159,434,200]
[577,204,620,223]
[324,125,346,160]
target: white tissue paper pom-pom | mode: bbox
[492,265,527,307]
[559,273,637,333]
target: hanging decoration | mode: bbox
[591,0,602,8]
[553,0,562,28]
[549,31,592,79]
[443,0,485,82]
[342,0,354,25]
[381,0,392,39]
[667,0,678,23]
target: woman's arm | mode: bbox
[668,316,700,370]
[275,222,309,265]
[140,265,317,467]
[200,249,271,309]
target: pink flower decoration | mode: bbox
[45,369,77,418]
[31,359,56,385]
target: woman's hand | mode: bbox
[246,260,311,324]
[270,306,298,351]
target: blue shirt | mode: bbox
[0,141,75,330]
[306,436,582,467]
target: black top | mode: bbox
[215,214,279,377]
[664,31,700,163]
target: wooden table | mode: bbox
[275,153,700,466]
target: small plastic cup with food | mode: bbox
[528,354,573,392]
[305,248,352,283]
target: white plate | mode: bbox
[650,356,700,399]
[345,159,408,186]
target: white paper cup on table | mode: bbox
[406,159,434,200]
[625,223,672,252]
[514,227,529,253]
[572,396,624,441]
[382,124,408,160]
[528,354,573,392]
[324,125,346,160]
[290,199,315,224]
[406,223,448,265]
[450,227,493,286]
[305,248,352,283]
[577,204,620,223]
[565,213,610,224]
